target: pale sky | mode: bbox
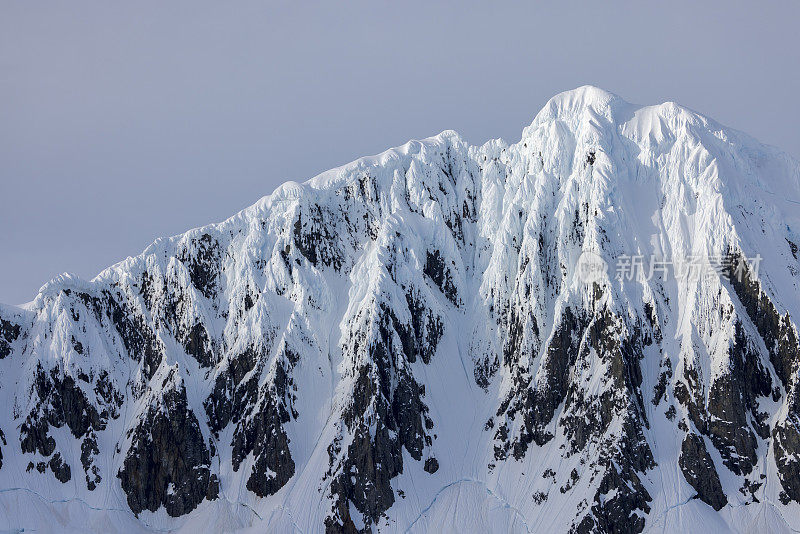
[2,1,799,304]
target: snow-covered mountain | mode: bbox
[2,86,800,533]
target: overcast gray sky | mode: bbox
[2,1,799,304]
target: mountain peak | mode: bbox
[2,89,800,533]
[544,84,624,110]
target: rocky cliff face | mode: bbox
[1,86,800,533]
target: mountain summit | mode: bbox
[2,87,800,533]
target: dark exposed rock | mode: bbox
[705,321,771,475]
[71,336,84,355]
[20,363,113,474]
[559,468,580,493]
[496,307,586,459]
[27,461,47,473]
[725,252,800,493]
[178,233,221,300]
[294,204,345,270]
[243,291,257,311]
[423,250,459,305]
[573,395,654,533]
[400,292,443,365]
[424,457,439,473]
[562,307,654,533]
[20,417,55,458]
[788,238,799,260]
[726,252,799,396]
[0,317,21,359]
[81,433,101,490]
[773,417,800,502]
[674,365,705,434]
[49,452,71,483]
[158,278,217,368]
[576,464,649,534]
[673,318,773,479]
[474,352,500,390]
[537,308,587,430]
[325,503,361,534]
[679,433,727,511]
[328,416,401,532]
[183,322,214,367]
[652,357,672,406]
[230,385,295,497]
[92,290,164,381]
[205,347,261,433]
[326,297,440,530]
[571,417,653,534]
[213,345,297,498]
[118,375,218,517]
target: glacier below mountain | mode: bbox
[2,86,800,533]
